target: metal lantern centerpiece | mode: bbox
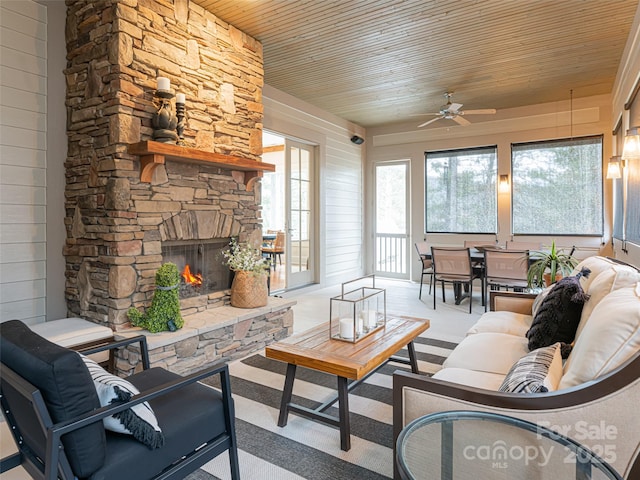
[330,275,386,343]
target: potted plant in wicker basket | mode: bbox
[527,240,578,288]
[222,238,271,308]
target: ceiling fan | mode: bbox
[415,92,497,127]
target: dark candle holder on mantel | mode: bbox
[152,89,178,144]
[175,99,185,145]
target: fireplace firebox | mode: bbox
[161,239,232,298]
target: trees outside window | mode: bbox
[425,147,497,233]
[512,136,603,236]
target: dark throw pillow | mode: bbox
[525,267,591,358]
[0,320,106,477]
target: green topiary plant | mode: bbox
[127,262,184,333]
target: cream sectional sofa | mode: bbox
[393,256,640,479]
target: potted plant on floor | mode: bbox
[223,238,271,308]
[527,240,578,287]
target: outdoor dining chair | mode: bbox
[262,230,285,268]
[483,249,530,311]
[569,245,601,261]
[431,247,483,313]
[414,242,434,298]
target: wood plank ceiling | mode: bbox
[192,0,639,128]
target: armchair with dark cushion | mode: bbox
[0,320,240,480]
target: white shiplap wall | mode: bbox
[263,84,366,286]
[0,0,47,324]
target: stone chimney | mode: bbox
[63,0,265,330]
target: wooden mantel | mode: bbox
[127,140,276,191]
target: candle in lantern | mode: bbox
[339,318,352,339]
[176,93,186,104]
[361,310,378,329]
[157,76,170,91]
[339,317,363,339]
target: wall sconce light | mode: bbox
[499,174,510,193]
[606,156,622,179]
[621,126,640,161]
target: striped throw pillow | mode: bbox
[499,343,563,393]
[79,354,164,449]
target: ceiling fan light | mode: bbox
[416,92,496,128]
[621,126,640,160]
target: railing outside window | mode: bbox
[375,161,409,278]
[375,233,407,275]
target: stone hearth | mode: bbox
[116,297,295,376]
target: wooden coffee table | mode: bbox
[265,315,430,451]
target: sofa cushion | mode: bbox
[0,320,106,478]
[432,367,506,390]
[443,332,529,375]
[575,265,640,340]
[526,269,590,358]
[571,256,619,291]
[499,343,563,393]
[80,354,164,449]
[560,283,640,389]
[466,311,533,337]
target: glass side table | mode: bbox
[396,411,622,480]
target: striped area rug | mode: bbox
[187,334,458,480]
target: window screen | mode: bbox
[512,136,603,235]
[425,146,497,233]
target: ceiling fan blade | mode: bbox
[447,102,463,112]
[462,108,497,115]
[409,113,442,116]
[417,117,442,128]
[452,115,471,126]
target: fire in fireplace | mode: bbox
[161,239,232,298]
[181,264,203,287]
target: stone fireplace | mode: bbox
[62,0,293,374]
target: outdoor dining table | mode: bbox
[418,245,537,264]
[419,246,533,305]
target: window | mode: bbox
[511,136,603,235]
[425,146,497,233]
[626,160,640,244]
[624,83,640,246]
